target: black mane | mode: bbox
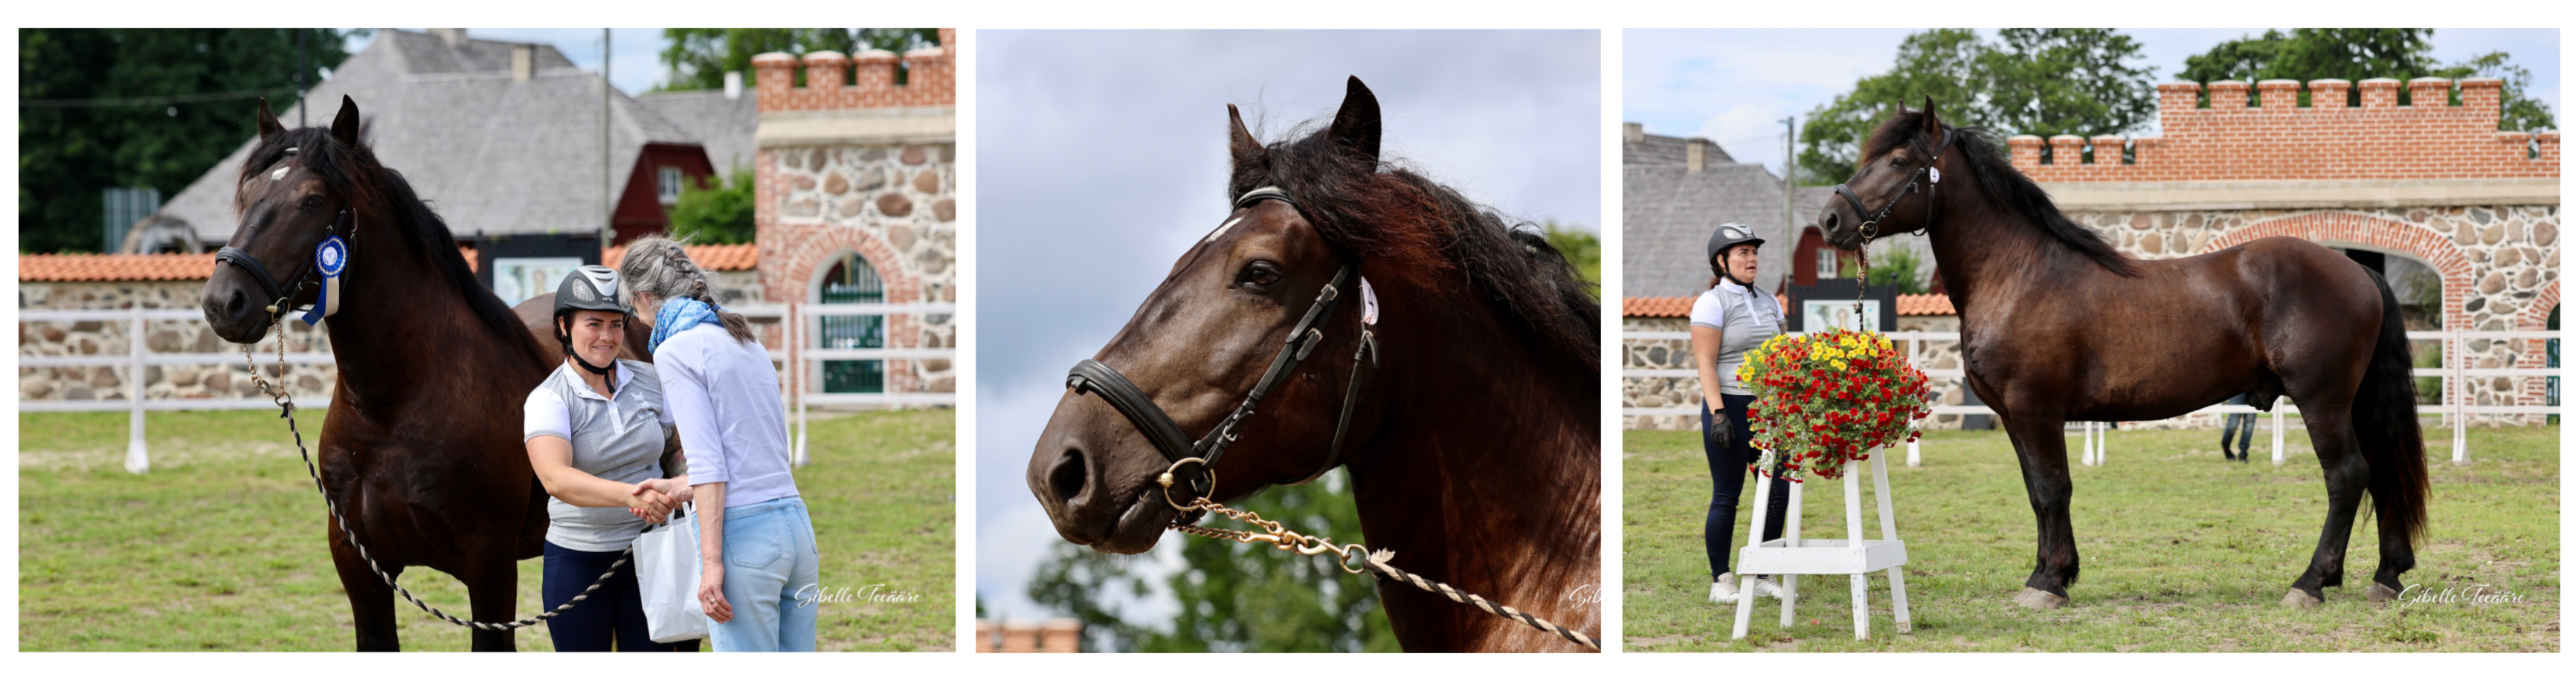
[1237,120,1601,370]
[239,127,541,354]
[1865,111,2139,276]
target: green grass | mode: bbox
[18,408,954,652]
[1623,424,2560,652]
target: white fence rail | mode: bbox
[1621,329,2561,465]
[19,302,956,473]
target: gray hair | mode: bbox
[619,235,756,344]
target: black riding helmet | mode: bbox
[553,265,630,385]
[1707,221,1764,281]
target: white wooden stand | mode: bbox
[1730,452,1910,641]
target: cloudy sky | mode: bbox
[974,29,1600,626]
[1626,28,2562,179]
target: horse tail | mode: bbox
[2353,267,2429,552]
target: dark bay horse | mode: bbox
[1818,100,2428,609]
[202,97,558,651]
[1025,77,1602,651]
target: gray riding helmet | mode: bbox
[554,265,630,315]
[1707,221,1765,261]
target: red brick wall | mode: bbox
[2013,77,2559,181]
[753,28,957,113]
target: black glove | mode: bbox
[1705,406,1733,444]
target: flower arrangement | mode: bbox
[1737,328,1933,482]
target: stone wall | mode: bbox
[1623,315,1977,432]
[19,280,337,403]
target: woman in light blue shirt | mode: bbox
[618,236,816,652]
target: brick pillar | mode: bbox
[2155,81,2200,114]
[2049,135,2084,165]
[752,52,798,111]
[2007,135,2044,169]
[2458,77,2503,114]
[1040,618,1082,653]
[2308,79,2351,108]
[1000,620,1039,652]
[801,51,847,100]
[2090,135,2125,166]
[2257,79,2300,110]
[973,620,996,652]
[2537,132,2562,165]
[2407,77,2452,108]
[2359,77,2400,108]
[2207,80,2250,109]
[852,49,897,95]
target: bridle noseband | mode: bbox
[1832,126,1954,244]
[215,205,354,323]
[1066,186,1379,525]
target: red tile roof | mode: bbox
[1623,293,1955,317]
[601,243,759,271]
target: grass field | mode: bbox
[18,407,954,652]
[1623,424,2560,652]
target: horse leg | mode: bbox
[466,551,522,652]
[2001,409,2078,608]
[2285,404,2366,608]
[328,522,403,652]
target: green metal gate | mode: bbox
[819,254,885,394]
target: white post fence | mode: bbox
[1623,330,2562,466]
[19,303,956,473]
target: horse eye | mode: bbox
[1239,262,1283,288]
[1890,156,1908,168]
[301,195,325,210]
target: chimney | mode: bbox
[1686,137,1710,173]
[510,44,534,82]
[429,28,468,47]
[724,71,743,100]
[1623,122,1643,144]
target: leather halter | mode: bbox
[1832,126,1954,244]
[215,206,352,318]
[1066,186,1379,525]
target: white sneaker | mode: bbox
[1710,574,1740,603]
[1748,575,1788,599]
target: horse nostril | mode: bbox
[1049,449,1089,504]
[1823,212,1840,231]
[226,291,245,319]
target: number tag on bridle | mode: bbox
[1929,167,1942,184]
[303,235,348,326]
[1360,277,1378,325]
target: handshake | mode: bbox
[625,476,693,525]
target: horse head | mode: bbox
[1820,97,1954,250]
[1028,77,1391,554]
[203,95,372,342]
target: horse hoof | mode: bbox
[2013,587,2067,609]
[2281,590,2322,609]
[2366,582,2403,603]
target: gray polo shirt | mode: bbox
[522,360,674,552]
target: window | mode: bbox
[817,253,886,394]
[657,166,684,205]
[1816,247,1838,279]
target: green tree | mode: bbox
[19,28,351,253]
[1025,475,1398,652]
[1862,246,1928,295]
[657,28,941,91]
[1797,29,2158,185]
[2180,29,2554,131]
[1542,221,1600,299]
[666,166,756,244]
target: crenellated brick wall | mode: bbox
[751,28,956,112]
[2012,77,2559,181]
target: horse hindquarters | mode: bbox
[2352,268,2427,597]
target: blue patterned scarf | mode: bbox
[650,296,724,353]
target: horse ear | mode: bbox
[330,95,361,146]
[1920,97,1942,133]
[1327,76,1381,164]
[256,97,286,140]
[1228,103,1267,174]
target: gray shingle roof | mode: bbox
[159,30,710,242]
[1623,129,1933,298]
[637,89,759,175]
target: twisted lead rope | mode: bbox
[247,314,622,631]
[1168,496,1600,650]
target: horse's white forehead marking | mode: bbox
[1204,216,1243,244]
[270,165,292,181]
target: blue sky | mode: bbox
[974,29,1600,632]
[1626,28,2562,178]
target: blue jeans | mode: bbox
[541,541,700,652]
[705,495,820,652]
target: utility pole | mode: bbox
[295,29,308,127]
[1782,115,1796,244]
[602,29,614,250]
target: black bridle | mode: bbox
[1066,186,1379,525]
[1832,126,1954,244]
[214,205,353,319]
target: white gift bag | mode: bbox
[634,503,710,644]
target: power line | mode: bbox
[19,85,302,108]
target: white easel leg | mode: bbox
[1906,437,1919,467]
[1780,480,1804,629]
[1733,472,1773,640]
[1845,470,1869,641]
[1873,454,1912,634]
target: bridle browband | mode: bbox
[1066,186,1379,525]
[1832,126,1954,244]
[214,205,354,320]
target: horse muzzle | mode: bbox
[200,265,282,343]
[1028,390,1183,554]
